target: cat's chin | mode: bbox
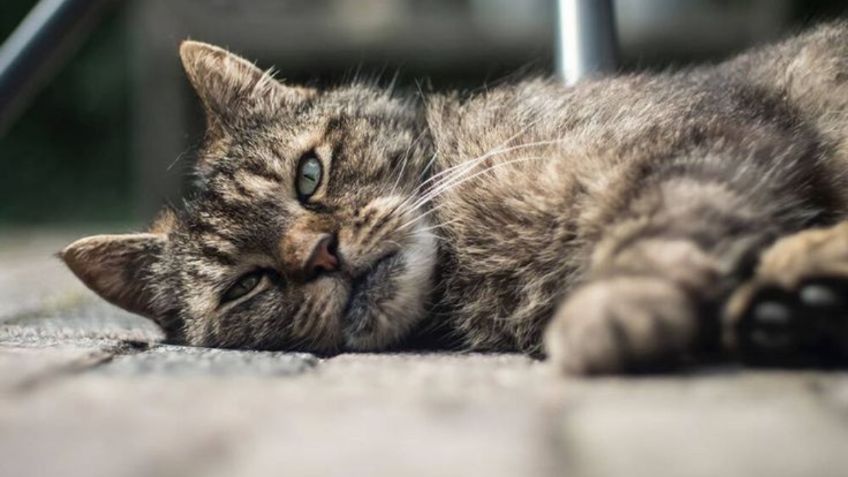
[339,226,437,351]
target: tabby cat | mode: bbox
[62,23,848,374]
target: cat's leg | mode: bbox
[719,23,848,365]
[543,146,827,374]
[717,24,848,367]
[725,222,848,366]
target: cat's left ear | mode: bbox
[179,40,315,126]
[60,233,168,321]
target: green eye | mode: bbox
[296,154,323,199]
[222,271,263,303]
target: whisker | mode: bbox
[409,119,545,195]
[390,128,430,196]
[389,149,409,197]
[406,141,559,217]
[396,134,542,214]
[418,151,439,183]
[414,217,464,235]
[391,142,556,231]
[386,117,551,242]
[396,155,547,232]
[405,138,564,213]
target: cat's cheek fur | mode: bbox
[344,225,438,350]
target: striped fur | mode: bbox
[63,23,848,373]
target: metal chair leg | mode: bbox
[555,0,618,85]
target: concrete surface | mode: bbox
[1,230,847,477]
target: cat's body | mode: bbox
[62,23,848,374]
[429,24,848,356]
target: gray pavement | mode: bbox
[2,230,847,477]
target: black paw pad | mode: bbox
[737,288,803,365]
[798,278,848,362]
[737,278,848,367]
[798,278,847,312]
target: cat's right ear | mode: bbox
[179,40,314,128]
[60,233,168,322]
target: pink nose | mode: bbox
[305,234,338,276]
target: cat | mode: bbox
[61,22,848,374]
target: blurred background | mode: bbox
[0,0,846,227]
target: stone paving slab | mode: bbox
[0,344,114,392]
[2,229,848,477]
[0,300,162,346]
[0,354,556,477]
[99,344,318,377]
[558,373,848,477]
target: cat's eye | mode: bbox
[222,271,264,303]
[296,154,323,199]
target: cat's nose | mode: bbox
[305,233,339,276]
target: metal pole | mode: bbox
[0,0,113,135]
[555,0,617,85]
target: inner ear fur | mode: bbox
[60,233,166,321]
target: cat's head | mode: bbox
[61,41,438,352]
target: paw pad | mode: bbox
[737,278,848,366]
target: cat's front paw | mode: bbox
[724,223,848,366]
[544,277,698,375]
[725,279,848,366]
